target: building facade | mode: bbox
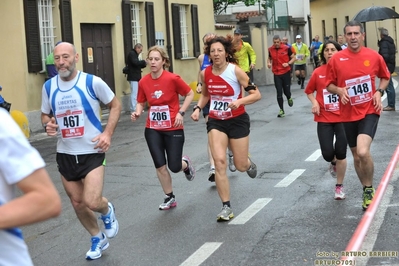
[0,0,215,133]
[215,0,311,85]
[310,0,398,64]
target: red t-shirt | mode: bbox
[138,70,191,130]
[304,64,341,123]
[268,43,293,75]
[325,47,390,122]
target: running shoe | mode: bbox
[277,109,285,118]
[100,202,119,239]
[217,205,234,222]
[362,187,375,211]
[86,233,109,260]
[246,157,257,178]
[228,155,236,172]
[329,162,337,178]
[288,98,294,107]
[334,185,345,200]
[297,79,301,85]
[182,155,195,181]
[159,196,177,210]
[208,168,215,182]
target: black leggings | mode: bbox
[144,128,185,172]
[317,122,347,162]
[274,71,292,110]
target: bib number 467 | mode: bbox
[63,115,79,128]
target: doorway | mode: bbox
[81,24,115,93]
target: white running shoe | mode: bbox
[334,186,345,200]
[159,196,177,210]
[86,233,109,260]
[217,205,234,222]
[100,202,119,239]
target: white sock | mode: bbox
[94,231,104,239]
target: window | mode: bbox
[156,32,165,47]
[122,1,155,60]
[179,5,189,58]
[131,2,142,46]
[171,3,200,59]
[38,0,56,71]
[24,0,72,73]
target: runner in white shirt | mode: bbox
[0,108,61,266]
[41,42,122,260]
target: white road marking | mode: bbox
[274,169,306,187]
[179,242,223,266]
[305,149,321,161]
[229,198,272,225]
[354,171,399,266]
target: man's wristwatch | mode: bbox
[377,88,385,96]
[178,111,185,116]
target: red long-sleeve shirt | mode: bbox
[268,44,293,75]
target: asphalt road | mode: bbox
[25,78,399,266]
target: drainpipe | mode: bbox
[164,0,173,72]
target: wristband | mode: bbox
[193,105,202,112]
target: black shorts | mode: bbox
[343,114,379,148]
[294,64,306,71]
[207,112,250,139]
[56,153,106,181]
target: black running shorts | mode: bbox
[343,114,379,148]
[207,112,250,139]
[56,152,106,181]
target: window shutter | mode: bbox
[191,5,200,58]
[23,0,42,73]
[145,2,156,48]
[171,3,182,59]
[122,0,133,61]
[59,0,74,43]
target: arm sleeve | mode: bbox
[0,110,45,185]
[41,84,51,114]
[92,76,115,105]
[247,44,256,64]
[325,60,337,87]
[377,55,391,79]
[304,69,318,94]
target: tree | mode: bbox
[213,0,277,15]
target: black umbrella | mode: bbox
[352,6,399,22]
